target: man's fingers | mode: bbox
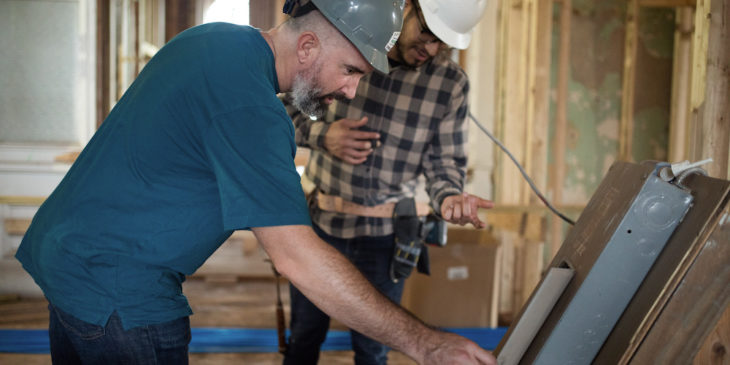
[343,138,375,150]
[462,192,471,217]
[335,117,372,131]
[468,198,488,228]
[451,202,462,220]
[341,116,369,127]
[343,148,372,158]
[468,198,480,220]
[475,350,497,365]
[349,131,380,142]
[476,198,495,209]
[442,205,453,220]
[342,117,379,139]
[442,194,495,227]
[343,155,368,164]
[346,158,367,164]
[341,148,372,164]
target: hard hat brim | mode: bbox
[421,6,472,49]
[348,38,390,74]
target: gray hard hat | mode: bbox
[284,0,405,74]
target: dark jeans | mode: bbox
[283,224,405,365]
[48,302,191,364]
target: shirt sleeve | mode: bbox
[203,105,312,230]
[423,70,470,215]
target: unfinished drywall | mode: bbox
[550,1,674,205]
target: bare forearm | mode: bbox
[253,225,495,364]
[253,225,428,359]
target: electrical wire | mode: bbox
[469,111,576,226]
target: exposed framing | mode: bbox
[619,0,639,162]
[548,0,571,259]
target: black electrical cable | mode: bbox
[469,111,576,226]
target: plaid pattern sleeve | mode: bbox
[282,58,470,238]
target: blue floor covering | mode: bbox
[0,327,507,354]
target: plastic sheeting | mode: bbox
[0,327,507,354]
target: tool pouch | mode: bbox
[390,198,429,282]
[423,214,447,247]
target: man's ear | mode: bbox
[296,31,320,66]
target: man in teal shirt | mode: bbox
[16,1,496,364]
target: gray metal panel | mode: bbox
[533,174,693,365]
[497,268,574,365]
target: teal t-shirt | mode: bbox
[16,23,311,329]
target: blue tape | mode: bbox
[0,327,507,354]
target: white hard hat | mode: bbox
[418,0,487,49]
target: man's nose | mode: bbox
[342,76,362,99]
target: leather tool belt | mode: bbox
[316,193,430,217]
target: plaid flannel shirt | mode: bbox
[282,57,469,238]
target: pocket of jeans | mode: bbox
[51,304,105,340]
[150,316,191,349]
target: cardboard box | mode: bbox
[401,228,501,328]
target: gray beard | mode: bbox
[291,73,328,118]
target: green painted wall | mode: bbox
[548,1,675,205]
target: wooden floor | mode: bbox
[0,235,415,364]
[0,280,415,365]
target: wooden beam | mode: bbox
[639,0,697,6]
[4,218,32,236]
[688,0,712,161]
[522,0,537,204]
[493,0,535,323]
[165,0,195,42]
[0,196,46,205]
[694,305,730,365]
[619,0,639,162]
[510,234,525,315]
[134,0,140,77]
[493,0,507,203]
[249,0,280,30]
[548,0,571,260]
[696,0,730,179]
[54,151,80,164]
[668,7,695,162]
[275,0,287,25]
[497,162,730,363]
[96,0,110,128]
[487,211,546,241]
[498,0,529,206]
[447,226,499,245]
[483,204,584,214]
[518,240,544,314]
[529,0,553,209]
[626,204,730,363]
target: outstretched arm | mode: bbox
[252,224,496,365]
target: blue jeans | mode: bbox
[283,224,405,365]
[48,302,191,364]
